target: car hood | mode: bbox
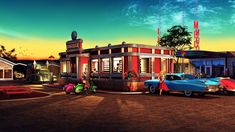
[192,78,220,86]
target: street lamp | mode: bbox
[33,60,37,70]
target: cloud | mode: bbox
[190,5,219,16]
[0,28,29,39]
[231,14,235,24]
[122,0,226,35]
[229,0,235,25]
[124,4,139,17]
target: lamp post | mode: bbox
[33,60,37,71]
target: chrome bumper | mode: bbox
[206,85,219,92]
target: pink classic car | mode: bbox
[220,78,235,94]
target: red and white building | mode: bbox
[59,34,174,91]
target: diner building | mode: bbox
[59,32,174,91]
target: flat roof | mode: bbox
[176,50,227,59]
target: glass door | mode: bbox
[205,66,212,77]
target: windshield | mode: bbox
[182,74,196,80]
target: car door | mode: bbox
[165,75,183,91]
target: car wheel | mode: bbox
[65,91,70,94]
[223,90,233,95]
[184,90,193,97]
[149,85,156,94]
[198,92,205,96]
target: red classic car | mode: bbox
[220,78,235,94]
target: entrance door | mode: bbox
[0,69,3,79]
[82,64,88,79]
[233,62,235,78]
[205,66,212,77]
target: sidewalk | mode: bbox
[43,83,149,95]
[97,90,149,95]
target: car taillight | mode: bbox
[205,86,209,91]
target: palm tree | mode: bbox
[159,25,193,72]
[0,45,17,61]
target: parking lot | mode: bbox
[1,90,235,132]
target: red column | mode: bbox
[154,58,161,73]
[170,59,174,73]
[132,56,139,76]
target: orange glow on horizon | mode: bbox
[1,35,235,60]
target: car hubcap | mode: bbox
[184,90,192,97]
[149,86,156,93]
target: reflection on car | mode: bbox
[144,73,219,97]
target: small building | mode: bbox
[59,32,174,91]
[16,60,60,82]
[0,57,27,80]
[176,50,235,78]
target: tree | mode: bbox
[0,45,17,61]
[159,25,193,72]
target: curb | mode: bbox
[97,90,149,95]
[0,90,52,103]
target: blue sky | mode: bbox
[0,0,234,59]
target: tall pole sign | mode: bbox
[194,20,200,50]
[157,27,160,45]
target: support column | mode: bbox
[76,56,79,79]
[122,47,124,80]
[151,57,154,80]
[3,69,4,80]
[109,49,112,79]
[171,59,174,73]
[11,67,13,80]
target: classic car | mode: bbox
[144,73,219,97]
[209,77,235,94]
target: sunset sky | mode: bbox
[0,0,234,60]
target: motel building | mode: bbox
[176,50,235,78]
[59,32,174,91]
[0,57,27,81]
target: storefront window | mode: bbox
[191,60,203,67]
[206,60,212,66]
[161,58,166,73]
[0,69,3,78]
[71,57,76,73]
[113,57,122,73]
[91,59,98,73]
[61,61,67,72]
[212,60,224,66]
[141,58,150,73]
[4,69,12,78]
[102,58,110,72]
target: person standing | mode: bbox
[159,72,169,95]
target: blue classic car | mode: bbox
[144,73,219,96]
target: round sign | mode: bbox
[71,31,77,40]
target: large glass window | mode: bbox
[191,60,203,67]
[4,69,12,78]
[161,58,166,73]
[102,58,110,72]
[0,69,3,78]
[113,57,122,73]
[141,58,150,73]
[91,59,98,73]
[61,61,67,72]
[71,57,76,73]
[212,59,224,66]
